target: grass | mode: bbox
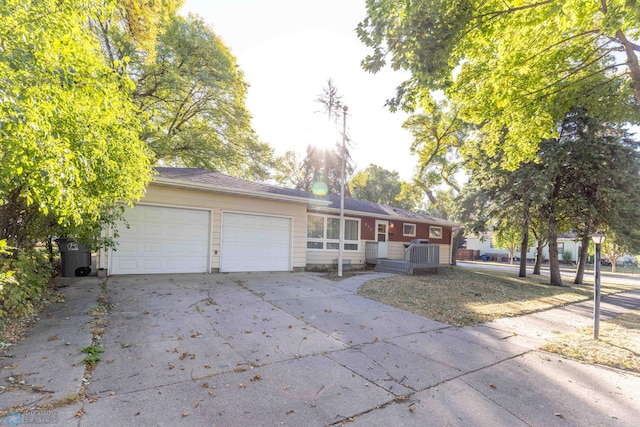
[357,265,640,372]
[542,309,640,372]
[358,266,637,326]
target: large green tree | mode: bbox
[358,0,640,168]
[403,99,466,214]
[133,14,273,180]
[402,98,468,263]
[91,6,270,179]
[459,106,640,285]
[349,164,422,210]
[0,0,151,249]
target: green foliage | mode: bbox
[81,343,104,367]
[272,151,307,190]
[458,106,640,284]
[562,250,574,264]
[403,98,467,219]
[132,14,272,180]
[0,0,151,249]
[0,241,53,318]
[359,0,640,168]
[350,165,403,206]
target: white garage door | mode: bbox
[221,212,291,272]
[111,205,210,274]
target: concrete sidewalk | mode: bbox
[1,273,639,426]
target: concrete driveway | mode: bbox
[3,272,640,426]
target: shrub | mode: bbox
[0,241,53,318]
[562,250,574,264]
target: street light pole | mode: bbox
[338,105,348,278]
[591,231,605,339]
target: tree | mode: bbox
[0,0,151,316]
[89,0,182,67]
[349,165,425,211]
[546,108,640,283]
[287,80,354,196]
[315,78,344,123]
[403,99,465,216]
[272,151,307,190]
[456,141,546,277]
[131,14,272,180]
[402,98,468,263]
[601,235,628,273]
[0,0,151,247]
[350,165,402,205]
[493,222,533,265]
[396,181,429,212]
[358,0,640,169]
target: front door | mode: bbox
[375,220,389,258]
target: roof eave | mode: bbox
[152,177,330,208]
[311,206,458,227]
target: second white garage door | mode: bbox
[220,212,292,272]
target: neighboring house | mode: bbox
[463,232,582,263]
[98,168,456,275]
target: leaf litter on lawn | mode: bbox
[357,266,639,326]
[358,265,640,371]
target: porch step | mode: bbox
[375,259,411,274]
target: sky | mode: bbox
[180,0,417,180]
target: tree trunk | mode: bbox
[548,219,563,286]
[533,241,544,275]
[519,221,529,278]
[616,30,640,105]
[450,227,464,266]
[573,234,590,284]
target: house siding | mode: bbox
[463,236,581,263]
[306,246,366,268]
[304,212,454,268]
[103,183,308,273]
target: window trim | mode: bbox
[307,214,361,251]
[429,226,443,239]
[403,223,416,237]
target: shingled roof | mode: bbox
[325,195,457,225]
[154,167,457,226]
[155,167,317,199]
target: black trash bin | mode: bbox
[56,238,92,277]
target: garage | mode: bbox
[220,212,292,272]
[110,204,210,275]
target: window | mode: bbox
[306,214,360,251]
[403,223,416,237]
[429,226,443,239]
[307,215,324,239]
[558,242,564,254]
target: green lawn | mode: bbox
[356,265,640,372]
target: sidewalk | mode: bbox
[1,273,639,426]
[1,277,102,423]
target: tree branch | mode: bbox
[474,0,556,21]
